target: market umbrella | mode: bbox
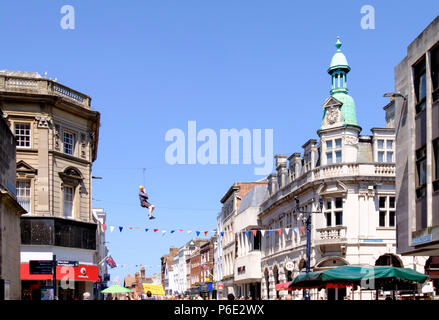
[101,285,131,294]
[288,265,428,291]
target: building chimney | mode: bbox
[268,173,278,195]
[275,155,288,188]
[140,267,146,280]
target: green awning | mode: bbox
[101,285,131,294]
[289,265,428,290]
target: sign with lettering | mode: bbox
[285,261,295,271]
[29,261,53,275]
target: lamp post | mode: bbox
[294,196,323,300]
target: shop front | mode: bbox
[20,263,99,300]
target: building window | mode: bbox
[416,147,427,198]
[376,138,394,163]
[378,196,396,228]
[414,58,427,114]
[327,152,333,165]
[324,198,343,227]
[64,186,74,218]
[16,180,31,212]
[14,123,31,148]
[431,44,439,102]
[326,138,342,165]
[434,138,439,191]
[63,132,75,155]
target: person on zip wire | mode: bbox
[139,185,155,219]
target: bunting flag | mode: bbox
[187,231,192,234]
[261,230,266,237]
[220,231,224,237]
[245,230,249,237]
[179,229,183,232]
[276,228,282,236]
[119,226,123,232]
[285,228,291,235]
[204,231,208,236]
[109,226,115,233]
[252,230,257,237]
[171,230,175,234]
[154,229,158,233]
[162,230,166,235]
[145,229,149,232]
[129,227,133,230]
[196,231,201,237]
[269,230,273,237]
[300,226,305,235]
[101,224,106,232]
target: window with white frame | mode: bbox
[378,196,396,228]
[14,123,31,148]
[64,186,74,218]
[63,132,75,155]
[326,138,342,164]
[324,197,343,227]
[16,180,31,212]
[376,138,394,163]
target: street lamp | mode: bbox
[294,196,324,300]
[383,92,407,101]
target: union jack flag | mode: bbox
[106,255,117,269]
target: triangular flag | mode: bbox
[285,228,291,235]
[220,231,224,237]
[145,229,149,232]
[204,231,208,236]
[162,230,166,235]
[102,224,106,232]
[179,229,183,232]
[154,229,158,233]
[269,230,273,237]
[119,226,123,232]
[261,230,266,237]
[276,228,282,236]
[252,230,257,237]
[129,227,133,230]
[187,230,192,234]
[301,226,305,235]
[196,231,201,237]
[171,230,175,234]
[110,226,115,233]
[245,230,249,237]
[229,230,233,233]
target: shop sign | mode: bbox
[29,261,53,275]
[285,261,294,271]
[217,284,224,291]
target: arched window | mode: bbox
[375,254,403,267]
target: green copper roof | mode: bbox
[331,92,358,126]
[319,37,361,132]
[328,37,351,73]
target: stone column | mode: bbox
[35,115,51,214]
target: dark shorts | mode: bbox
[141,200,151,208]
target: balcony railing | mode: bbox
[315,226,347,244]
[0,75,90,108]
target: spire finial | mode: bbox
[335,36,342,51]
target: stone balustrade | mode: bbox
[0,74,90,108]
[315,226,347,244]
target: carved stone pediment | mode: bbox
[59,167,83,187]
[16,160,37,175]
[35,115,52,128]
[323,96,343,127]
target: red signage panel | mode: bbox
[21,263,99,281]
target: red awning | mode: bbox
[275,282,290,291]
[21,263,99,282]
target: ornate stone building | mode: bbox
[259,39,427,300]
[0,70,100,300]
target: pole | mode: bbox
[53,254,57,300]
[305,214,311,300]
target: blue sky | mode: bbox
[1,1,439,283]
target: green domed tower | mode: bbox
[319,37,362,134]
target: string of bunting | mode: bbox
[101,224,306,237]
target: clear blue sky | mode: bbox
[1,0,438,283]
